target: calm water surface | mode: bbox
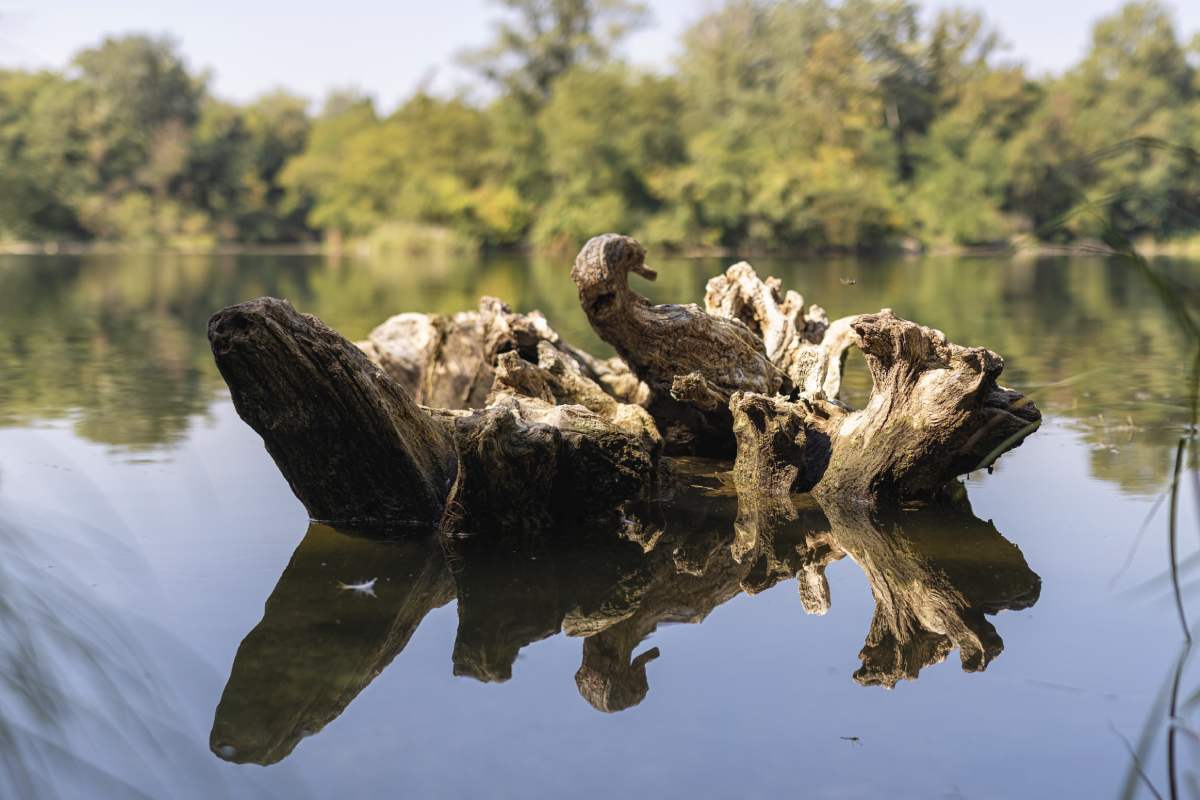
[1,251,1198,798]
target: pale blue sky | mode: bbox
[1,0,1197,110]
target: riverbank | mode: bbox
[3,234,1196,260]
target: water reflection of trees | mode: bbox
[2,252,1195,490]
[210,470,1039,765]
[0,252,503,449]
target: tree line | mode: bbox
[2,0,1199,252]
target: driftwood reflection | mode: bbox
[209,525,452,765]
[211,474,1039,765]
[826,491,1041,687]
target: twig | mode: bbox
[1112,725,1165,800]
[1168,438,1191,644]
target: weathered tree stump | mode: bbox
[209,232,1041,534]
[209,298,458,526]
[209,297,660,532]
[730,310,1041,503]
[360,296,648,409]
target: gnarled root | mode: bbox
[361,296,649,409]
[490,342,660,453]
[705,261,827,381]
[704,261,864,399]
[730,310,1041,503]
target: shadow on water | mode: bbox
[210,464,1040,765]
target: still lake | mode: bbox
[1,250,1197,799]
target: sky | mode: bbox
[1,0,1198,110]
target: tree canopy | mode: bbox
[1,1,1198,251]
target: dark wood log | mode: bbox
[571,234,789,456]
[211,238,1041,527]
[210,297,660,532]
[209,297,458,526]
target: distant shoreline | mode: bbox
[2,237,1196,259]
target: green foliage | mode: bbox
[532,67,684,247]
[0,71,86,239]
[3,1,1200,251]
[912,66,1041,244]
[0,35,316,246]
[461,0,650,110]
[280,92,529,245]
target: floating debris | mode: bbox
[337,578,378,597]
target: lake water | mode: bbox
[1,250,1197,799]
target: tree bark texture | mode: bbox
[571,234,789,455]
[210,297,659,532]
[730,310,1041,502]
[209,297,458,526]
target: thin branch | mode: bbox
[1168,438,1191,644]
[1113,724,1166,800]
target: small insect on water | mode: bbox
[840,278,857,286]
[338,578,378,598]
[840,736,861,745]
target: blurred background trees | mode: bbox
[1,0,1198,252]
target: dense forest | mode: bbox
[2,0,1199,252]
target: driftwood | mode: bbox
[703,259,1041,501]
[730,310,1041,502]
[565,236,1038,494]
[209,297,659,533]
[208,298,458,526]
[359,296,647,409]
[571,234,788,455]
[209,232,1040,535]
